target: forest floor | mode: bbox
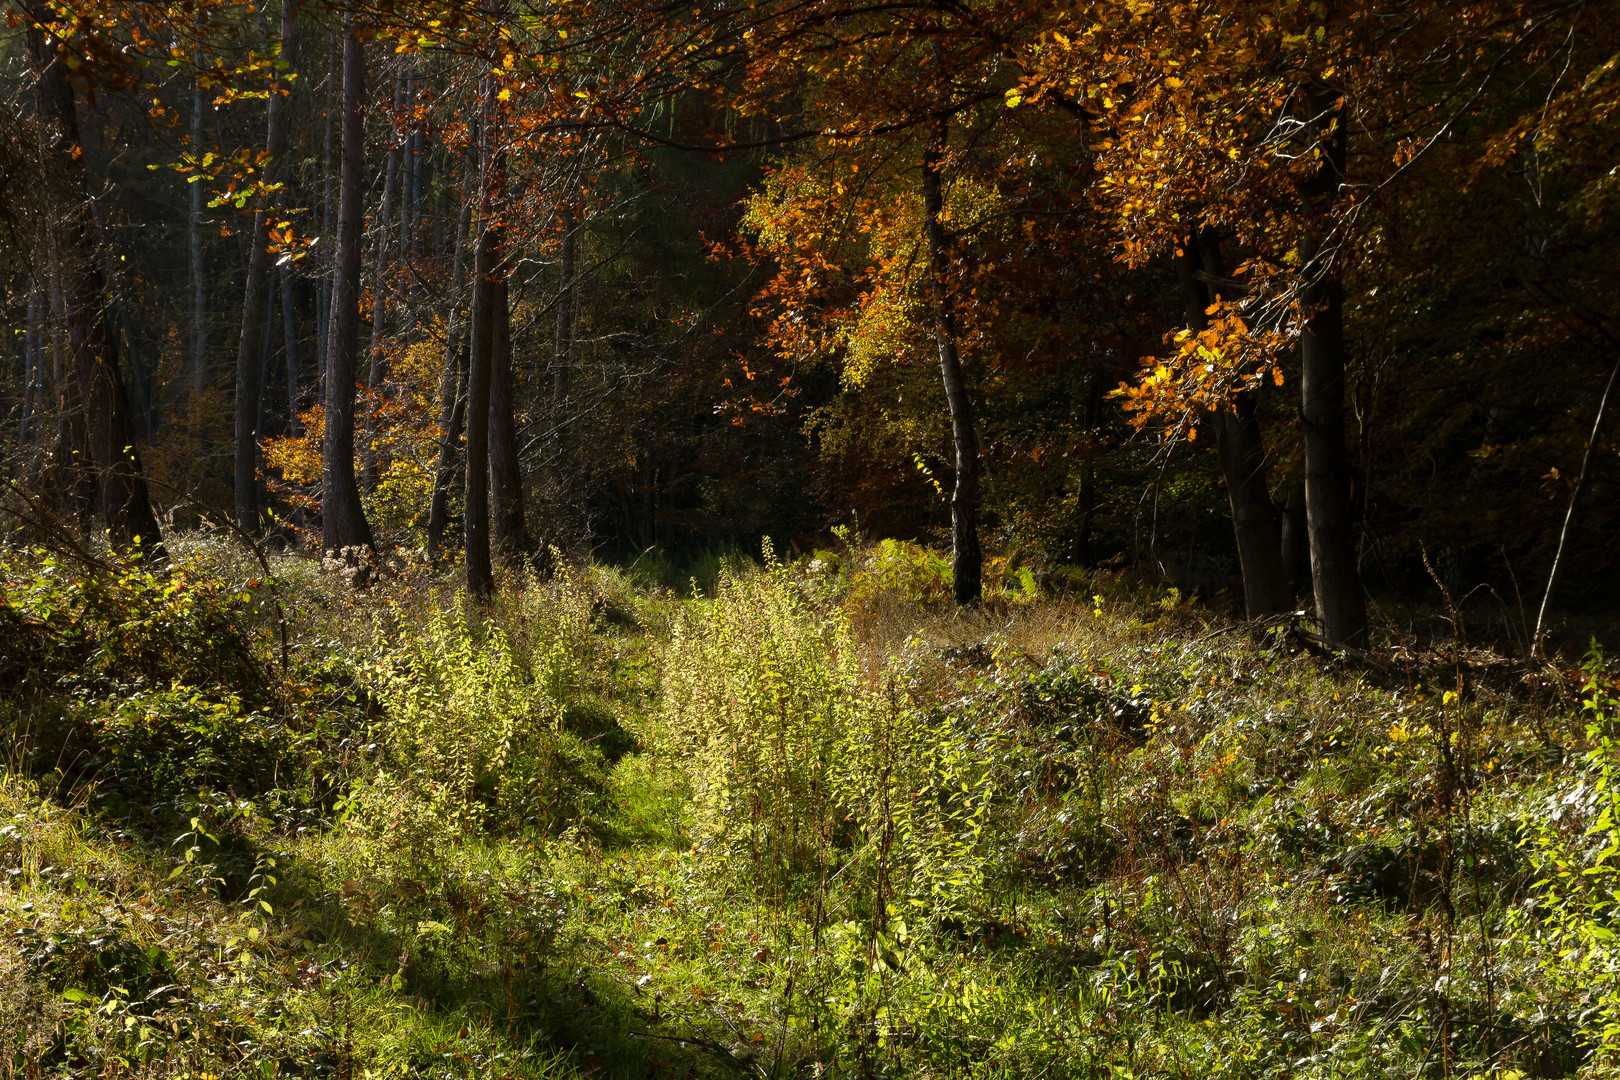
[0,535,1615,1079]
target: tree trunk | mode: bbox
[118,308,151,442]
[921,120,981,606]
[280,259,299,434]
[19,285,39,450]
[464,83,499,598]
[426,194,472,563]
[554,203,575,405]
[322,0,373,552]
[1298,88,1366,648]
[46,265,94,521]
[489,271,535,569]
[316,40,336,381]
[27,13,164,556]
[1174,229,1291,618]
[361,75,403,490]
[189,56,207,397]
[234,0,296,534]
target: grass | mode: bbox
[0,535,1612,1078]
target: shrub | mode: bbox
[1528,645,1620,1071]
[361,593,603,851]
[659,548,993,913]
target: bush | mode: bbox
[659,548,993,913]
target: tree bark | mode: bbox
[27,13,164,556]
[361,75,404,490]
[554,203,575,405]
[234,0,296,534]
[426,194,472,563]
[1298,88,1366,648]
[921,120,981,606]
[189,56,207,397]
[322,0,373,552]
[19,285,39,450]
[280,259,299,434]
[489,271,535,570]
[463,83,499,598]
[1174,229,1291,618]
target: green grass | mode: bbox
[0,538,1612,1078]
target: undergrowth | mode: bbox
[0,536,1613,1078]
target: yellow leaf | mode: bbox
[497,88,512,101]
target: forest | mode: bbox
[2,0,1620,1076]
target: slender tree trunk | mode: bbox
[280,260,299,434]
[463,83,499,598]
[27,13,164,555]
[921,120,981,606]
[322,0,373,552]
[189,57,207,397]
[464,217,495,597]
[426,194,472,562]
[554,203,575,405]
[256,277,276,451]
[46,266,93,520]
[1298,88,1366,648]
[361,76,403,490]
[234,0,296,533]
[20,285,39,449]
[1174,229,1291,618]
[489,271,534,569]
[316,40,336,381]
[1534,351,1620,650]
[118,309,151,442]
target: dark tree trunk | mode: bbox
[426,195,472,563]
[47,268,94,520]
[316,40,336,381]
[489,271,536,570]
[280,260,299,434]
[921,121,981,606]
[361,75,404,490]
[1298,88,1366,648]
[118,309,151,442]
[19,285,39,450]
[1280,481,1309,596]
[1174,229,1291,618]
[27,14,164,556]
[234,0,296,534]
[322,0,373,552]
[463,83,499,598]
[554,203,575,405]
[189,56,207,396]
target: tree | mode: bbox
[921,121,981,606]
[233,0,297,534]
[25,2,164,555]
[322,0,373,552]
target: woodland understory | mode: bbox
[0,537,1618,1080]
